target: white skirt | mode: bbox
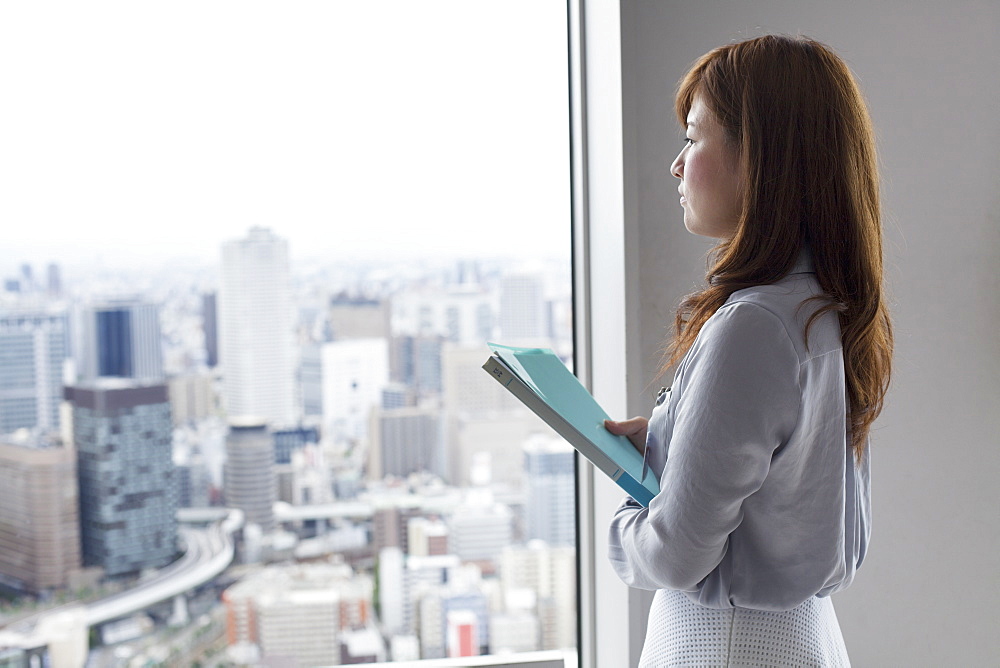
[639,589,850,667]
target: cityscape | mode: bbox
[0,227,577,666]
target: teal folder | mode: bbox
[483,342,658,507]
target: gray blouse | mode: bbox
[608,253,871,611]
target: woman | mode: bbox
[605,35,893,666]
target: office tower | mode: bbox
[67,380,177,577]
[224,419,276,533]
[442,344,519,419]
[167,371,216,426]
[20,264,34,292]
[500,543,575,650]
[368,406,445,482]
[321,338,388,443]
[391,288,494,346]
[381,382,412,410]
[219,227,296,427]
[404,554,461,636]
[378,547,406,635]
[273,426,318,465]
[447,499,513,564]
[202,292,218,368]
[373,506,424,554]
[0,310,68,433]
[79,299,164,382]
[0,433,81,593]
[390,335,443,397]
[499,273,546,342]
[329,295,390,340]
[490,612,540,653]
[46,263,61,297]
[524,435,575,546]
[299,342,323,417]
[175,452,212,509]
[222,562,373,667]
[407,517,449,557]
[450,413,548,489]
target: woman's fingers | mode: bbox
[604,417,648,453]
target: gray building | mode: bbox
[368,406,445,482]
[0,433,81,593]
[78,300,164,382]
[67,379,177,577]
[524,436,575,546]
[0,310,68,433]
[224,419,276,532]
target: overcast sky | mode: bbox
[0,2,570,273]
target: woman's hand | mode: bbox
[604,417,649,454]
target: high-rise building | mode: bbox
[224,419,276,533]
[390,335,443,397]
[391,288,494,346]
[202,292,218,368]
[67,379,177,577]
[377,547,405,635]
[524,435,575,546]
[46,263,61,297]
[219,227,296,427]
[0,310,69,433]
[499,273,546,342]
[368,406,445,482]
[0,432,81,593]
[321,338,388,443]
[329,295,390,340]
[167,371,216,426]
[79,300,164,382]
[447,497,513,564]
[406,517,449,557]
[499,543,575,650]
[222,561,372,667]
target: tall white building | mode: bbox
[391,287,494,346]
[0,310,68,433]
[447,494,513,564]
[499,273,546,342]
[500,543,575,650]
[219,227,296,427]
[321,338,388,443]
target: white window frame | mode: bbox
[570,1,652,667]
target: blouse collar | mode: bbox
[789,247,815,275]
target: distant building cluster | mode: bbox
[0,226,575,663]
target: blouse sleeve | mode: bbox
[608,301,802,592]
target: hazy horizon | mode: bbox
[1,1,571,274]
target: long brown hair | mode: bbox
[665,35,893,459]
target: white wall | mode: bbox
[617,1,1000,664]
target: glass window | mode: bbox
[1,1,575,665]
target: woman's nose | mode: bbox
[670,151,683,179]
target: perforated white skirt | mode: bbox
[639,588,850,667]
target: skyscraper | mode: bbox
[79,300,164,382]
[368,406,446,482]
[523,435,575,546]
[219,227,296,427]
[224,419,276,533]
[321,338,388,443]
[202,292,219,368]
[0,310,68,433]
[0,432,81,593]
[67,379,177,577]
[499,273,546,342]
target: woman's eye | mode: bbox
[683,137,694,146]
